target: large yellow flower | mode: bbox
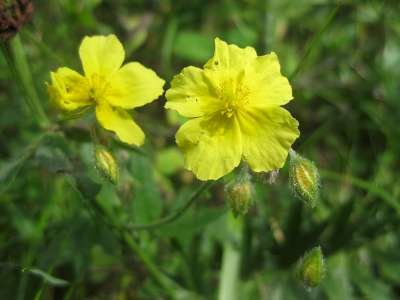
[48,35,165,146]
[165,38,300,180]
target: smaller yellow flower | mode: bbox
[48,35,165,146]
[165,38,300,180]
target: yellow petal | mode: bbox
[95,102,145,146]
[204,38,257,70]
[48,67,92,111]
[238,107,299,172]
[104,62,165,109]
[165,66,220,118]
[79,35,125,77]
[246,52,293,108]
[176,115,242,180]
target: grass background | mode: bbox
[1,0,400,299]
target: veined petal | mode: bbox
[238,107,299,172]
[95,102,145,146]
[246,52,293,108]
[176,115,242,180]
[104,62,165,109]
[79,35,125,77]
[204,38,257,71]
[165,66,220,118]
[48,67,92,111]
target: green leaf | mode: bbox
[129,153,162,223]
[174,31,214,62]
[321,254,354,300]
[349,255,393,300]
[0,133,48,192]
[156,147,184,176]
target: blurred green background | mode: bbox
[1,0,400,299]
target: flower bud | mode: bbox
[297,246,325,288]
[225,170,253,217]
[289,150,320,208]
[94,146,119,185]
[0,0,34,42]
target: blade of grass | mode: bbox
[0,130,54,193]
[67,174,201,298]
[321,169,400,214]
[20,29,63,64]
[161,17,178,79]
[290,4,341,81]
[2,34,49,126]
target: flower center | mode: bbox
[89,73,110,103]
[218,77,250,118]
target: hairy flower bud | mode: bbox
[0,0,34,42]
[225,169,253,217]
[94,146,119,185]
[289,149,320,208]
[297,246,325,288]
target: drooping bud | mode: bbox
[289,149,320,208]
[93,146,119,185]
[225,168,253,217]
[296,246,325,289]
[0,0,34,42]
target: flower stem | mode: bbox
[67,177,179,298]
[1,34,49,126]
[68,175,215,298]
[218,214,243,300]
[124,180,216,230]
[122,233,179,297]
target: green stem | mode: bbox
[218,243,241,300]
[68,177,178,297]
[124,181,216,230]
[2,34,49,126]
[289,4,341,81]
[68,176,215,297]
[218,215,243,300]
[122,233,178,298]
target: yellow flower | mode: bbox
[48,35,165,146]
[165,38,300,180]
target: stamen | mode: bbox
[218,77,250,118]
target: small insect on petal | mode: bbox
[93,145,119,185]
[289,149,320,208]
